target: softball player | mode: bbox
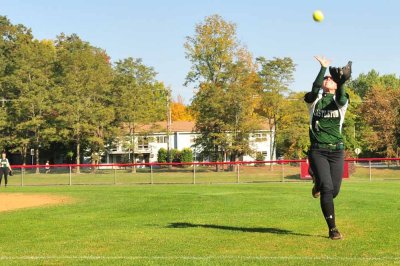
[304,56,352,240]
[0,151,12,187]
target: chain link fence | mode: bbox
[5,158,400,187]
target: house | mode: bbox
[104,121,275,164]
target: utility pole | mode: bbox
[166,88,172,168]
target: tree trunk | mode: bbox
[76,142,81,174]
[35,148,40,174]
[131,132,136,173]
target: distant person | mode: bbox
[0,151,12,187]
[304,56,352,240]
[45,160,50,174]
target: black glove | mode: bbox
[9,170,13,176]
[329,61,352,85]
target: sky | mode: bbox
[1,0,400,103]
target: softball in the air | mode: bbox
[313,10,324,22]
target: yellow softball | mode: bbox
[313,10,324,22]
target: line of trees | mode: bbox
[0,16,168,169]
[2,14,400,170]
[185,14,400,161]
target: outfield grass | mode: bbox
[0,182,399,265]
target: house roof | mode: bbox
[132,120,272,133]
[137,121,195,133]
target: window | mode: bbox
[156,135,168,143]
[254,133,268,142]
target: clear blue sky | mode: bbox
[1,0,399,103]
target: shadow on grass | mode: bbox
[167,222,317,237]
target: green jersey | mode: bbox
[304,67,349,145]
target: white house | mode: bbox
[104,121,275,164]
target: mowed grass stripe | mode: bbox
[1,255,400,261]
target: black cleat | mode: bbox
[312,184,320,198]
[309,167,320,198]
[329,228,343,240]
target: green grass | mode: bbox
[0,182,400,265]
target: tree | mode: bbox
[11,39,58,171]
[349,71,400,157]
[255,57,296,163]
[53,34,114,172]
[171,96,193,121]
[349,70,400,98]
[113,57,168,171]
[276,92,309,159]
[185,15,261,170]
[360,85,400,157]
[0,16,35,161]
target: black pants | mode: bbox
[0,168,9,186]
[309,149,344,229]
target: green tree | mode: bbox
[53,34,114,172]
[0,16,35,161]
[255,57,296,162]
[275,92,309,159]
[113,57,168,170]
[185,15,261,170]
[349,70,400,98]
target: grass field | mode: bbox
[1,181,400,265]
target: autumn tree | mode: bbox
[171,95,193,121]
[359,85,400,157]
[349,71,400,157]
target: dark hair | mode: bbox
[324,76,332,80]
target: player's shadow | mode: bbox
[167,222,315,237]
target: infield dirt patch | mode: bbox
[0,193,71,212]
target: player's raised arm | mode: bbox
[304,56,331,103]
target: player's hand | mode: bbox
[314,55,331,68]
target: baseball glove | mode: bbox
[329,61,352,85]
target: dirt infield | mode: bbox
[0,193,71,212]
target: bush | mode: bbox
[157,148,167,163]
[255,152,265,167]
[180,148,193,166]
[170,149,181,163]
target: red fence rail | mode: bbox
[11,157,400,169]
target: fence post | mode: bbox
[281,162,285,182]
[193,162,196,184]
[69,166,72,186]
[150,164,153,185]
[237,163,240,184]
[369,160,372,182]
